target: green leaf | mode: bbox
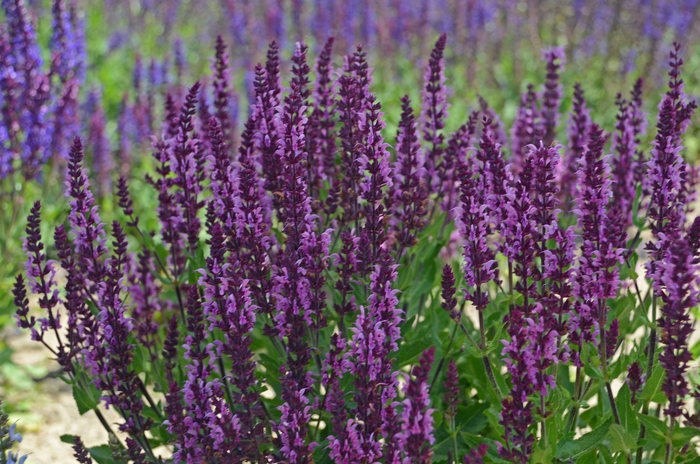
[636,413,667,442]
[631,184,644,228]
[531,445,553,463]
[72,382,101,415]
[640,365,666,404]
[60,434,77,444]
[615,384,640,438]
[557,418,612,459]
[89,445,117,464]
[672,426,700,447]
[608,423,637,453]
[576,449,598,464]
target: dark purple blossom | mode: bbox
[627,361,646,405]
[397,346,436,464]
[305,37,336,200]
[658,238,697,419]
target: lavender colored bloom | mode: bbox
[499,309,536,463]
[170,83,205,252]
[50,0,78,84]
[644,47,696,289]
[397,346,436,464]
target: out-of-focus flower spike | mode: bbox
[421,33,449,191]
[540,46,565,146]
[561,83,590,205]
[306,36,336,201]
[511,85,540,172]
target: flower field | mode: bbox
[2,1,700,463]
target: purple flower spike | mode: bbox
[561,83,590,205]
[358,91,393,270]
[440,112,479,217]
[644,46,697,291]
[397,346,436,464]
[18,202,63,354]
[391,95,427,256]
[443,359,460,422]
[457,149,497,312]
[540,46,565,146]
[305,37,336,201]
[511,84,540,172]
[631,78,648,186]
[627,361,646,405]
[65,137,107,285]
[610,93,637,234]
[571,125,622,350]
[658,238,697,419]
[254,61,283,208]
[72,436,92,464]
[421,33,449,191]
[212,35,233,144]
[338,252,403,463]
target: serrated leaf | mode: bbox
[557,418,612,459]
[608,423,637,453]
[531,445,553,463]
[72,382,101,415]
[636,413,667,442]
[672,426,700,447]
[640,365,666,403]
[615,384,640,438]
[576,449,598,464]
